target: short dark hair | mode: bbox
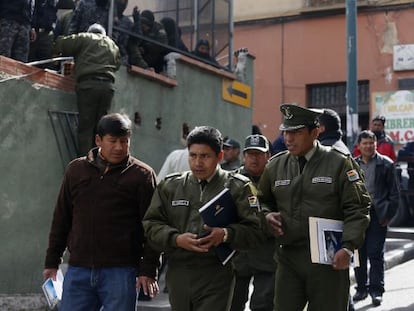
[372,115,386,125]
[187,126,223,155]
[319,109,341,131]
[96,113,132,137]
[357,130,377,143]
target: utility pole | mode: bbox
[346,0,358,149]
[108,0,114,37]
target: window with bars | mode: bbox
[307,80,370,130]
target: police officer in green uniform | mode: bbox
[231,134,276,311]
[258,104,371,311]
[143,126,264,311]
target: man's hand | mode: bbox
[43,268,58,281]
[176,232,209,253]
[332,248,352,270]
[133,6,140,23]
[265,212,284,237]
[196,225,226,248]
[380,218,390,227]
[30,28,37,42]
[136,276,159,298]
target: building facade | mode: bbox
[233,0,414,146]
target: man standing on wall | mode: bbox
[230,134,275,311]
[43,113,159,311]
[54,23,121,156]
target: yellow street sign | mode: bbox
[222,79,251,108]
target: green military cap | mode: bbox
[279,104,323,131]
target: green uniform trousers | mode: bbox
[275,245,350,311]
[166,260,234,311]
[76,79,114,156]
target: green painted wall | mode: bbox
[0,56,254,295]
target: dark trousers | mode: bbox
[354,210,387,295]
[275,246,350,311]
[76,80,114,156]
[166,260,234,311]
[0,18,30,62]
[29,31,54,68]
[230,269,275,311]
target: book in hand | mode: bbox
[309,216,359,267]
[199,188,238,265]
[42,269,63,309]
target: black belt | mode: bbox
[78,74,114,83]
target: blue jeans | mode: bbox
[60,266,137,311]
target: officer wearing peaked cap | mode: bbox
[279,103,323,131]
[257,103,371,311]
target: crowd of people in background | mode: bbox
[0,0,219,72]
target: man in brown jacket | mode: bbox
[43,113,159,311]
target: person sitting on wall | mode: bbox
[127,7,168,73]
[191,39,218,66]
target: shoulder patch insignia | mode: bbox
[346,169,360,182]
[248,195,260,210]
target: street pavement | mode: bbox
[352,258,414,310]
[137,227,414,311]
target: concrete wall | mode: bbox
[0,54,254,307]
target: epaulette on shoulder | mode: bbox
[164,172,182,180]
[331,145,350,157]
[230,171,250,184]
[269,149,289,161]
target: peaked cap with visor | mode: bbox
[279,104,323,131]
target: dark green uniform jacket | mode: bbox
[233,167,276,273]
[143,167,264,265]
[54,32,121,82]
[258,142,371,251]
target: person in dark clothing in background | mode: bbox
[54,0,80,38]
[68,0,114,35]
[271,132,287,155]
[127,7,167,73]
[54,23,120,156]
[318,108,349,154]
[160,16,188,52]
[29,0,57,67]
[191,38,218,66]
[353,130,399,307]
[221,138,241,171]
[112,0,133,65]
[43,113,160,311]
[0,0,36,62]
